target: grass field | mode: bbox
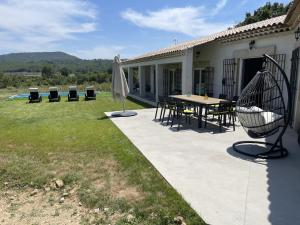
[0,91,205,225]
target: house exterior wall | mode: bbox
[193,32,296,98]
[193,32,300,128]
[124,30,300,128]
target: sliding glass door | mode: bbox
[193,68,214,96]
[163,68,182,96]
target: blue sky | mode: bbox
[0,0,290,59]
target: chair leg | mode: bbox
[177,112,182,131]
[218,115,222,132]
[204,108,208,128]
[159,105,164,121]
[154,103,159,119]
[232,113,236,131]
[171,109,176,127]
[167,108,172,126]
[161,107,166,124]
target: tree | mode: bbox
[41,65,53,78]
[60,67,70,76]
[236,2,292,27]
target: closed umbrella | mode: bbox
[111,55,137,117]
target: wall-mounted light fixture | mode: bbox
[295,27,300,41]
[249,40,255,50]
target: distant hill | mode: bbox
[0,52,80,62]
[0,52,113,74]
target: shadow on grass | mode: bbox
[97,116,110,120]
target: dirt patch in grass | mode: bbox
[0,187,130,225]
[46,152,145,204]
[0,154,8,164]
[113,185,142,202]
[0,189,86,225]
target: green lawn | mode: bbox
[0,92,205,225]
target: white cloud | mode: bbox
[0,0,97,52]
[239,0,249,7]
[121,1,231,37]
[73,45,126,59]
[212,0,228,16]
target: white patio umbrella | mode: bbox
[111,55,137,117]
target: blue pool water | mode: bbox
[9,91,87,99]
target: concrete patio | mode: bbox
[106,108,300,225]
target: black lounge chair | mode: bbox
[28,88,42,103]
[68,86,79,102]
[85,86,96,101]
[48,87,61,102]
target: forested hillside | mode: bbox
[0,52,113,74]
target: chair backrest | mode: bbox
[175,101,187,111]
[50,91,58,98]
[218,101,233,112]
[232,96,239,102]
[30,92,39,100]
[158,96,166,103]
[69,90,77,98]
[86,89,95,97]
[219,94,227,99]
[165,97,176,107]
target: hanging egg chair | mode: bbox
[233,54,292,159]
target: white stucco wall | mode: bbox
[125,30,300,128]
[193,32,300,128]
[193,32,296,98]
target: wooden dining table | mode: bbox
[170,94,229,128]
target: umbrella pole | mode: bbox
[122,100,125,112]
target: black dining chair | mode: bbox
[205,101,235,132]
[231,96,239,121]
[171,101,195,131]
[161,98,177,125]
[219,94,227,100]
[154,96,167,121]
[204,94,227,123]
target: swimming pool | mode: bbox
[9,91,88,99]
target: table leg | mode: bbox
[198,105,203,128]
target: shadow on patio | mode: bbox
[227,129,300,225]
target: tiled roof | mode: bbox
[285,0,300,28]
[124,15,289,64]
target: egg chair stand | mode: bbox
[233,54,292,159]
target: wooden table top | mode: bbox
[170,95,228,105]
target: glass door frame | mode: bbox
[193,68,205,95]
